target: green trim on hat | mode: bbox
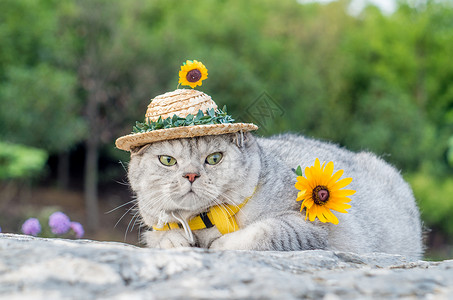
[132,106,234,134]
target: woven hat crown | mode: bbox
[145,89,217,122]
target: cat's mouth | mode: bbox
[171,189,211,211]
[147,188,223,228]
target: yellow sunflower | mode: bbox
[178,60,208,88]
[295,158,355,224]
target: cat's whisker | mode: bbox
[221,188,255,218]
[118,160,128,172]
[195,188,240,228]
[132,207,142,229]
[115,203,138,228]
[126,210,140,234]
[139,193,175,223]
[125,210,141,241]
[105,199,137,214]
[114,179,130,186]
[196,187,237,213]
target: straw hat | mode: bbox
[115,84,258,152]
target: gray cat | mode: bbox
[127,132,423,259]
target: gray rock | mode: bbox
[0,233,452,299]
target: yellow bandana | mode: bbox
[153,187,257,235]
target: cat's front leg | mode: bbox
[209,212,328,251]
[142,229,194,249]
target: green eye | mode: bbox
[206,152,223,165]
[159,155,177,166]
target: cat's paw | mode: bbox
[143,230,193,249]
[209,225,265,250]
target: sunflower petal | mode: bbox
[314,158,321,169]
[301,198,314,209]
[331,189,356,197]
[300,198,308,210]
[313,205,321,221]
[316,207,328,222]
[311,159,323,183]
[295,177,311,190]
[330,177,353,191]
[296,191,307,201]
[323,161,334,178]
[326,202,351,213]
[304,167,317,187]
[320,207,334,221]
[327,169,344,186]
[329,196,352,204]
[323,209,339,225]
[308,207,317,222]
[311,167,322,185]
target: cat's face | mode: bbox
[127,133,259,227]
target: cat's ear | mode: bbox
[130,144,152,157]
[231,131,254,148]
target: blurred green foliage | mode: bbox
[407,173,453,237]
[0,0,452,239]
[0,142,47,180]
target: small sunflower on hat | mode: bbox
[178,60,208,88]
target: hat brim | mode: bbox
[115,123,258,151]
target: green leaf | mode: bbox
[130,106,234,133]
[295,166,303,176]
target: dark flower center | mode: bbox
[186,69,202,82]
[313,185,329,205]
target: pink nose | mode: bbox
[184,173,200,183]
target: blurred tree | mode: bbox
[335,3,442,170]
[0,142,47,181]
[0,65,84,151]
[0,142,48,211]
[0,0,86,188]
[60,0,168,230]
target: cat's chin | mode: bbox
[170,191,212,213]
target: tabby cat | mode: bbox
[127,132,423,259]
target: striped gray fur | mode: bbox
[127,132,423,259]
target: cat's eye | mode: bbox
[159,155,177,166]
[205,152,223,165]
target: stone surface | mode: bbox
[1,233,452,300]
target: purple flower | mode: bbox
[70,222,84,238]
[21,218,41,236]
[48,212,71,235]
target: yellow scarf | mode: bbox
[153,187,257,235]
